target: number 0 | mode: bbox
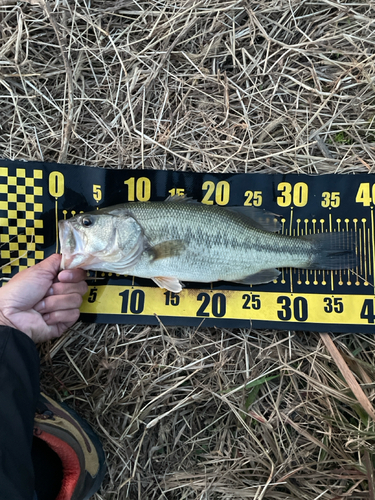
[49,171,64,198]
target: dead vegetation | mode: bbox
[1,0,375,498]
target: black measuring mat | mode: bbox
[0,159,374,333]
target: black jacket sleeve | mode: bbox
[0,326,40,500]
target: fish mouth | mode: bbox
[58,220,88,269]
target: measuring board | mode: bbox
[0,158,374,333]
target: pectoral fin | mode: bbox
[234,268,280,285]
[152,276,183,293]
[148,240,185,261]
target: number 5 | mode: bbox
[93,184,102,202]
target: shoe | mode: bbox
[33,392,106,500]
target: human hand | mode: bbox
[0,254,88,343]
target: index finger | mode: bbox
[57,268,87,283]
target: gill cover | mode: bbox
[59,211,145,272]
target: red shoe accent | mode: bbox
[36,430,81,500]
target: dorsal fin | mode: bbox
[164,195,281,232]
[224,206,281,232]
[165,194,197,203]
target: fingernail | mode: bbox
[35,300,45,312]
[48,287,54,296]
[64,271,73,281]
[44,313,50,322]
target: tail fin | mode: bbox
[303,231,357,270]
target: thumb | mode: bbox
[33,254,62,275]
[12,254,62,284]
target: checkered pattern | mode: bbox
[0,166,44,275]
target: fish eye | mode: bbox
[81,216,93,227]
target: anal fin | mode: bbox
[152,276,183,293]
[234,268,280,285]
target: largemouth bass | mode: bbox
[58,198,356,293]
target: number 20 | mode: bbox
[202,181,230,205]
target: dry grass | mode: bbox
[2,0,375,498]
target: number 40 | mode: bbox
[356,183,375,206]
